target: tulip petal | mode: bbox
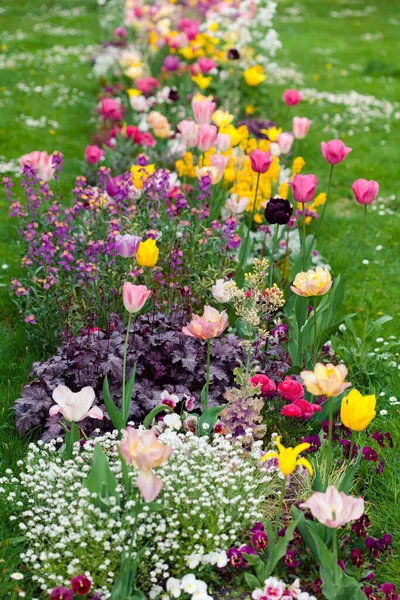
[136,469,163,502]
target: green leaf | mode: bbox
[65,421,80,459]
[85,443,120,511]
[266,516,300,576]
[143,404,174,429]
[295,296,309,328]
[103,376,125,432]
[198,404,227,436]
[238,226,252,265]
[338,449,362,493]
[244,572,263,590]
[122,362,137,424]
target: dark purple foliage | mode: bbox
[14,311,253,438]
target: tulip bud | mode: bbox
[136,238,159,267]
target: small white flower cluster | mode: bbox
[0,430,274,598]
[151,574,213,599]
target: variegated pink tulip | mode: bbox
[120,427,173,501]
[122,283,151,313]
[300,486,364,528]
[182,305,228,340]
[19,151,56,182]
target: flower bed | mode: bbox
[2,0,398,599]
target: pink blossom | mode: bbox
[122,282,151,313]
[351,179,379,205]
[192,98,216,125]
[99,97,123,120]
[249,149,273,174]
[216,133,231,152]
[300,486,364,528]
[197,57,217,73]
[321,139,352,165]
[289,174,318,203]
[277,376,304,401]
[292,117,312,139]
[120,427,173,501]
[49,385,103,422]
[182,305,228,340]
[282,89,302,106]
[250,374,276,397]
[177,119,198,147]
[277,132,294,154]
[84,145,104,165]
[19,151,56,182]
[136,77,160,95]
[210,153,228,181]
[197,124,217,152]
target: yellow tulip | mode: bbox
[243,65,266,87]
[261,436,313,477]
[301,363,351,398]
[136,238,159,267]
[340,389,376,431]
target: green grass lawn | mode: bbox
[0,0,400,593]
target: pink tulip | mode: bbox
[122,282,151,313]
[210,153,228,181]
[99,97,123,121]
[85,145,104,165]
[182,305,228,340]
[49,385,103,422]
[197,57,216,74]
[114,26,128,39]
[120,427,173,501]
[115,234,141,258]
[216,133,231,152]
[292,116,312,139]
[352,179,379,205]
[277,132,294,155]
[192,98,216,125]
[290,174,318,203]
[249,149,273,174]
[282,89,302,106]
[197,124,217,152]
[177,119,198,147]
[19,151,56,182]
[321,139,352,165]
[300,485,364,528]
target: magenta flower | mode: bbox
[300,485,364,527]
[282,89,302,106]
[249,149,273,174]
[99,97,123,120]
[321,139,352,164]
[49,588,73,600]
[289,173,318,203]
[85,145,104,165]
[250,374,276,397]
[352,178,379,205]
[71,574,92,595]
[362,446,379,462]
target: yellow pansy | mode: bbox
[340,389,376,431]
[261,436,313,477]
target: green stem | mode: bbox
[348,434,355,466]
[306,163,334,263]
[241,172,261,268]
[312,296,318,367]
[273,477,287,540]
[269,224,280,287]
[122,312,133,409]
[332,527,338,565]
[346,205,367,275]
[325,396,333,489]
[204,338,211,411]
[302,202,307,269]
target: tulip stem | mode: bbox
[302,203,307,269]
[312,296,318,367]
[346,205,367,275]
[325,396,334,489]
[332,527,338,565]
[122,312,133,415]
[203,338,212,411]
[348,433,355,466]
[242,173,260,268]
[273,477,287,540]
[269,224,280,287]
[306,164,334,263]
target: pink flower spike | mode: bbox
[321,139,352,165]
[352,179,379,205]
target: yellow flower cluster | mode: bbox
[175,152,197,178]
